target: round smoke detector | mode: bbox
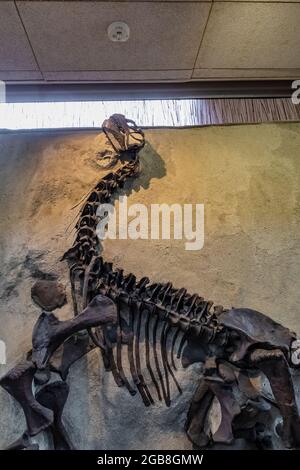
[107,22,130,42]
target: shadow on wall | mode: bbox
[122,140,167,196]
[97,140,167,255]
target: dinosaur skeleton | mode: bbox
[1,114,300,450]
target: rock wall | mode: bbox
[0,122,299,449]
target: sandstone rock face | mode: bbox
[0,124,300,449]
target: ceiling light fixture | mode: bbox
[107,22,130,42]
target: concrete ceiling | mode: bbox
[0,1,299,83]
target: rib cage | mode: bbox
[63,114,225,406]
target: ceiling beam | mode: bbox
[5,80,295,103]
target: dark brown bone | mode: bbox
[127,300,152,406]
[219,308,296,361]
[208,380,241,444]
[102,325,124,387]
[102,113,145,154]
[145,307,162,402]
[185,377,214,448]
[32,295,117,369]
[250,348,300,448]
[0,361,53,436]
[152,305,170,406]
[31,280,67,311]
[36,381,74,450]
[6,433,39,451]
[115,299,136,396]
[49,333,95,380]
[198,357,241,444]
[133,301,154,405]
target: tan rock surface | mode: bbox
[0,123,299,449]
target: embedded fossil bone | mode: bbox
[0,361,53,436]
[5,432,39,451]
[1,114,300,450]
[31,280,67,311]
[32,295,117,369]
[36,381,74,450]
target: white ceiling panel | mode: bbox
[195,3,300,69]
[17,1,211,72]
[0,1,38,71]
[0,1,299,83]
[0,70,42,80]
